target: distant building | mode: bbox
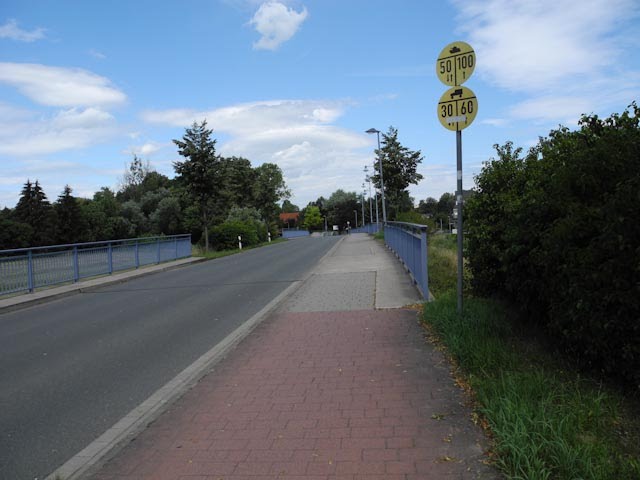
[279,212,300,228]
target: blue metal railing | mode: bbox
[351,223,381,234]
[384,222,430,299]
[0,235,191,296]
[282,229,310,239]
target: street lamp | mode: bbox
[360,184,366,228]
[365,128,387,224]
[364,167,373,225]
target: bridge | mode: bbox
[0,227,496,480]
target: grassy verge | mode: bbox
[423,237,640,479]
[426,233,459,298]
[192,237,286,259]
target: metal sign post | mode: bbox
[436,41,478,315]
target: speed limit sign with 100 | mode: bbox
[437,86,478,131]
[436,41,475,86]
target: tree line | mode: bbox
[0,121,289,251]
[294,126,426,230]
[465,104,640,388]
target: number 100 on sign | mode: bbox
[436,41,475,86]
[438,86,478,131]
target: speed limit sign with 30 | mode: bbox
[437,86,478,131]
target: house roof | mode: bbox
[279,212,300,222]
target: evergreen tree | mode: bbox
[13,180,54,246]
[173,120,221,251]
[54,185,85,244]
[371,126,424,219]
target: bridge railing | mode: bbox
[351,223,381,234]
[0,234,192,297]
[282,229,310,239]
[384,221,429,299]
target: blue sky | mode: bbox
[1,0,639,210]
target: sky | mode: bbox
[0,0,639,210]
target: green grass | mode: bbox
[423,238,640,479]
[427,233,459,297]
[192,237,286,259]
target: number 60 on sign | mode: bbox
[437,86,478,131]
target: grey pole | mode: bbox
[364,172,373,225]
[375,191,379,225]
[354,209,358,229]
[361,189,365,227]
[366,128,387,224]
[456,129,464,314]
[369,191,373,224]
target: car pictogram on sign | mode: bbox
[450,89,463,99]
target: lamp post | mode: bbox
[366,128,387,224]
[364,167,373,224]
[361,184,366,228]
[354,209,358,229]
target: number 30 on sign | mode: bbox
[437,86,478,131]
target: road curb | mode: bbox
[46,236,345,480]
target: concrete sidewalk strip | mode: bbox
[91,309,497,480]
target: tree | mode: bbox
[325,189,358,228]
[302,205,323,231]
[173,120,221,251]
[251,163,290,223]
[281,199,299,213]
[13,180,55,246]
[466,105,640,386]
[0,208,33,248]
[220,157,255,212]
[417,197,438,216]
[371,126,424,219]
[120,200,147,236]
[150,197,183,235]
[118,155,150,202]
[54,185,85,244]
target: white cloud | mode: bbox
[129,142,164,156]
[143,98,375,206]
[481,118,507,127]
[249,2,308,50]
[0,19,45,42]
[0,107,118,156]
[453,0,638,91]
[452,0,640,124]
[0,63,126,107]
[142,99,346,133]
[89,49,107,60]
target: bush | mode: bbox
[209,220,259,250]
[466,104,640,388]
[395,210,428,225]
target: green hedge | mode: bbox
[209,220,260,250]
[466,105,640,388]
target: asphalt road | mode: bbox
[0,236,338,480]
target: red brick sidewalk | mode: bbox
[91,309,497,479]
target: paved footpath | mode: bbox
[90,234,498,480]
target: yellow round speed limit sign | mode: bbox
[436,41,475,86]
[437,86,478,131]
